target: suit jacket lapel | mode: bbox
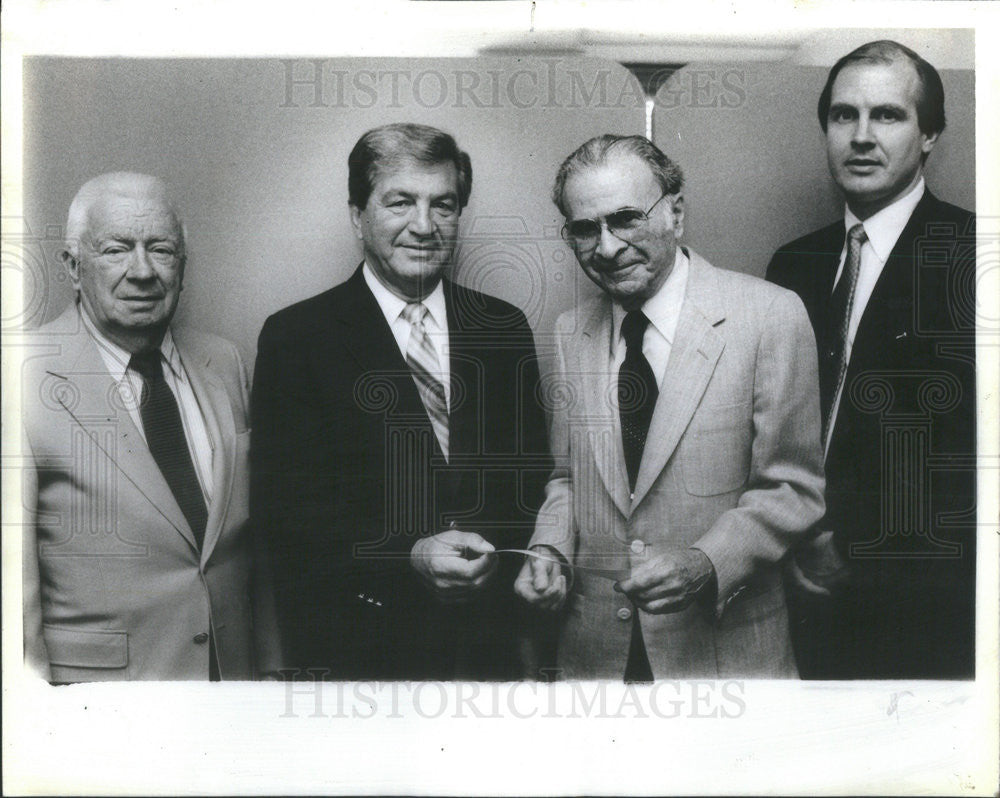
[334,266,443,454]
[444,281,480,460]
[48,308,198,552]
[631,252,725,509]
[577,299,631,518]
[853,194,929,349]
[177,339,234,565]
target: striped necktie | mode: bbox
[402,302,449,459]
[821,222,868,438]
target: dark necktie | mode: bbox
[820,223,868,438]
[619,311,657,682]
[130,350,209,551]
[619,310,658,493]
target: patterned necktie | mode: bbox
[820,223,868,438]
[130,350,209,550]
[619,310,658,493]
[402,302,449,459]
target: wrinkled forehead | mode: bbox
[563,154,662,218]
[370,156,459,193]
[86,189,183,240]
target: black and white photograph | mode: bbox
[2,1,997,794]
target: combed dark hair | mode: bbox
[347,123,472,210]
[817,39,946,137]
[552,135,684,217]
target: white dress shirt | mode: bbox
[80,304,214,501]
[610,246,690,389]
[825,178,925,454]
[363,262,451,409]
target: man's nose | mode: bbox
[408,203,435,236]
[126,247,156,279]
[595,222,628,259]
[850,114,875,148]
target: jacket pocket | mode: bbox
[680,403,752,496]
[44,626,128,669]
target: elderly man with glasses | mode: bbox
[515,135,826,680]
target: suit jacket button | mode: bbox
[193,632,209,644]
[630,539,645,555]
[617,607,632,621]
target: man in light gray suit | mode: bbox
[21,172,281,681]
[516,135,825,679]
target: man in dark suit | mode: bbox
[251,123,551,680]
[767,41,976,679]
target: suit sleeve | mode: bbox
[509,312,553,550]
[693,289,826,617]
[230,342,283,677]
[21,431,51,680]
[527,321,577,565]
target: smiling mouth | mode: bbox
[845,159,882,171]
[597,259,640,275]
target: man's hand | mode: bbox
[786,530,849,598]
[615,548,714,614]
[514,547,568,610]
[410,529,497,604]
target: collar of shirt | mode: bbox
[78,300,183,381]
[362,262,448,335]
[843,176,925,264]
[609,247,689,388]
[611,247,689,354]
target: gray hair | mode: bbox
[552,135,684,217]
[64,172,186,258]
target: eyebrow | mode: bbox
[828,101,909,115]
[870,103,909,116]
[381,188,459,202]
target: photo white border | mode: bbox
[2,2,997,794]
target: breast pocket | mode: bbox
[680,402,752,496]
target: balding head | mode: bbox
[65,172,185,258]
[60,172,188,353]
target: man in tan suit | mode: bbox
[21,172,281,681]
[516,136,825,679]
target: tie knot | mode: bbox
[621,311,650,352]
[129,350,163,382]
[847,223,867,247]
[402,302,429,327]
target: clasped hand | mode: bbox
[410,529,497,604]
[614,547,714,614]
[514,547,568,610]
[515,546,714,615]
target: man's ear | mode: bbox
[349,203,364,241]
[921,130,940,156]
[60,248,81,291]
[670,194,685,239]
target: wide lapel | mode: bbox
[576,298,631,518]
[442,281,483,513]
[631,252,725,508]
[46,308,198,552]
[850,195,929,359]
[444,281,481,459]
[176,336,236,566]
[334,266,434,428]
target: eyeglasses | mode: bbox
[561,192,671,251]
